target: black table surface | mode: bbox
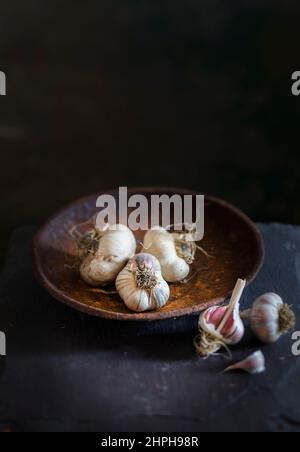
[0,224,299,432]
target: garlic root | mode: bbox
[278,304,296,334]
[194,332,231,359]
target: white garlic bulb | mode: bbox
[143,227,190,282]
[116,253,170,312]
[80,224,136,286]
[194,279,246,358]
[242,293,296,344]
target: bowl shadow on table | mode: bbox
[1,266,262,367]
[0,358,7,381]
[10,276,201,362]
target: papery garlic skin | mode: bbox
[80,224,136,286]
[143,227,190,282]
[247,293,295,344]
[116,253,170,312]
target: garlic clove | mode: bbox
[143,228,190,282]
[194,278,246,358]
[150,279,170,310]
[161,258,190,283]
[129,287,154,313]
[224,351,266,374]
[80,254,117,287]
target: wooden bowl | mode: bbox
[32,187,264,321]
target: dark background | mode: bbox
[0,0,300,263]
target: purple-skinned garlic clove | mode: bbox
[224,351,266,375]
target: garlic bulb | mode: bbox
[80,224,136,286]
[194,279,246,358]
[143,227,190,282]
[242,293,296,344]
[116,253,170,312]
[224,351,266,375]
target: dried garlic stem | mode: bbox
[216,279,246,333]
[90,287,118,295]
[195,244,214,259]
[167,222,213,263]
